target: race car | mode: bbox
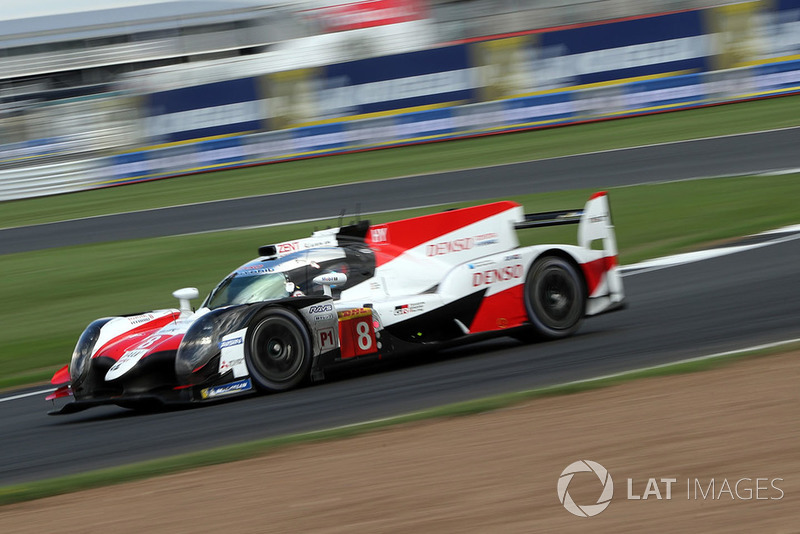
[47,192,624,414]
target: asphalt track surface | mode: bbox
[2,127,799,255]
[3,234,800,485]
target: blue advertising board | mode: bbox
[146,78,263,143]
[535,11,709,87]
[321,46,473,117]
[623,73,706,110]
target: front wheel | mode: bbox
[524,256,586,339]
[245,308,312,392]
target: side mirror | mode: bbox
[312,273,347,297]
[172,287,199,315]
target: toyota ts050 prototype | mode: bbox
[47,192,624,414]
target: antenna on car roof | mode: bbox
[338,208,346,227]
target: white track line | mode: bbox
[0,388,55,403]
[621,224,800,276]
[553,337,800,387]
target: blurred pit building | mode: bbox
[1,0,798,198]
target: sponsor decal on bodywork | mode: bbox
[218,337,243,349]
[393,302,424,315]
[201,378,253,399]
[309,303,334,314]
[475,233,499,246]
[467,260,496,269]
[427,237,474,257]
[219,329,248,378]
[426,233,499,256]
[127,313,156,326]
[219,357,244,372]
[318,327,337,350]
[105,349,148,381]
[276,236,338,255]
[370,227,388,243]
[309,303,336,322]
[337,308,372,320]
[236,263,275,276]
[472,264,524,286]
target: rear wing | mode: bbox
[515,191,618,256]
[514,209,583,229]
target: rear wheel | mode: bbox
[245,308,311,392]
[523,256,585,339]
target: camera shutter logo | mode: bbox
[557,460,614,517]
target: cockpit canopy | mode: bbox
[204,272,291,309]
[202,246,375,309]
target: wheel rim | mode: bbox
[533,265,580,330]
[250,318,304,383]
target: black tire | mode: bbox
[523,256,586,339]
[245,308,312,392]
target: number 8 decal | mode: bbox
[337,309,377,359]
[356,321,372,351]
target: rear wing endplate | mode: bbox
[514,192,618,257]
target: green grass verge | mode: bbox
[3,339,796,506]
[1,95,799,229]
[1,172,799,388]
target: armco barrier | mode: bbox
[1,60,799,201]
[0,158,108,201]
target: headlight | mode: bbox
[70,318,112,386]
[175,308,249,381]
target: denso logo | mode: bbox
[309,303,334,314]
[427,238,474,256]
[426,233,500,256]
[472,264,524,286]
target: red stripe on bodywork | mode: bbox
[92,312,180,358]
[99,332,184,361]
[581,256,618,296]
[366,201,520,267]
[468,285,528,333]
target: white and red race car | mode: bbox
[48,192,624,414]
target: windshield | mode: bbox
[205,272,291,309]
